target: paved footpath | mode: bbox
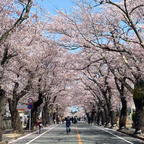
[8,123,144,144]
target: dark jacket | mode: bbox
[66,118,71,127]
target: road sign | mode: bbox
[28,104,33,109]
[28,98,33,103]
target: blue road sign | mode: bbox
[28,104,33,109]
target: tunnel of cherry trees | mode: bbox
[0,0,144,141]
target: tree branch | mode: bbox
[0,0,33,44]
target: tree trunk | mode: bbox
[53,112,56,123]
[42,111,51,125]
[96,110,101,125]
[8,99,23,133]
[106,103,114,127]
[91,107,96,124]
[103,106,110,126]
[31,103,41,130]
[115,77,127,130]
[133,78,144,133]
[110,110,116,127]
[119,98,127,129]
[42,105,47,126]
[0,87,6,142]
[134,100,144,133]
[42,102,51,126]
[31,91,43,130]
[101,109,105,126]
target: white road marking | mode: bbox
[8,130,38,144]
[8,125,57,144]
[95,126,134,144]
[25,125,58,144]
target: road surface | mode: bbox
[9,122,144,144]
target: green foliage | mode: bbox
[132,112,136,122]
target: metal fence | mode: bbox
[2,117,12,130]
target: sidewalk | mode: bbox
[2,127,44,144]
[1,129,33,144]
[107,126,144,141]
[118,128,144,141]
[1,124,56,144]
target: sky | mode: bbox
[36,0,82,54]
[38,0,75,14]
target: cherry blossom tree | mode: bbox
[96,0,144,133]
[0,0,34,140]
[45,0,144,133]
[0,0,143,139]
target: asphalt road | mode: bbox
[9,122,144,144]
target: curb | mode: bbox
[7,130,39,144]
[104,126,144,142]
[8,125,57,144]
[0,141,8,144]
[118,130,144,141]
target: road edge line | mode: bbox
[25,125,58,144]
[8,125,57,144]
[95,126,133,144]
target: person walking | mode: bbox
[65,116,71,134]
[36,118,42,134]
[73,116,77,124]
